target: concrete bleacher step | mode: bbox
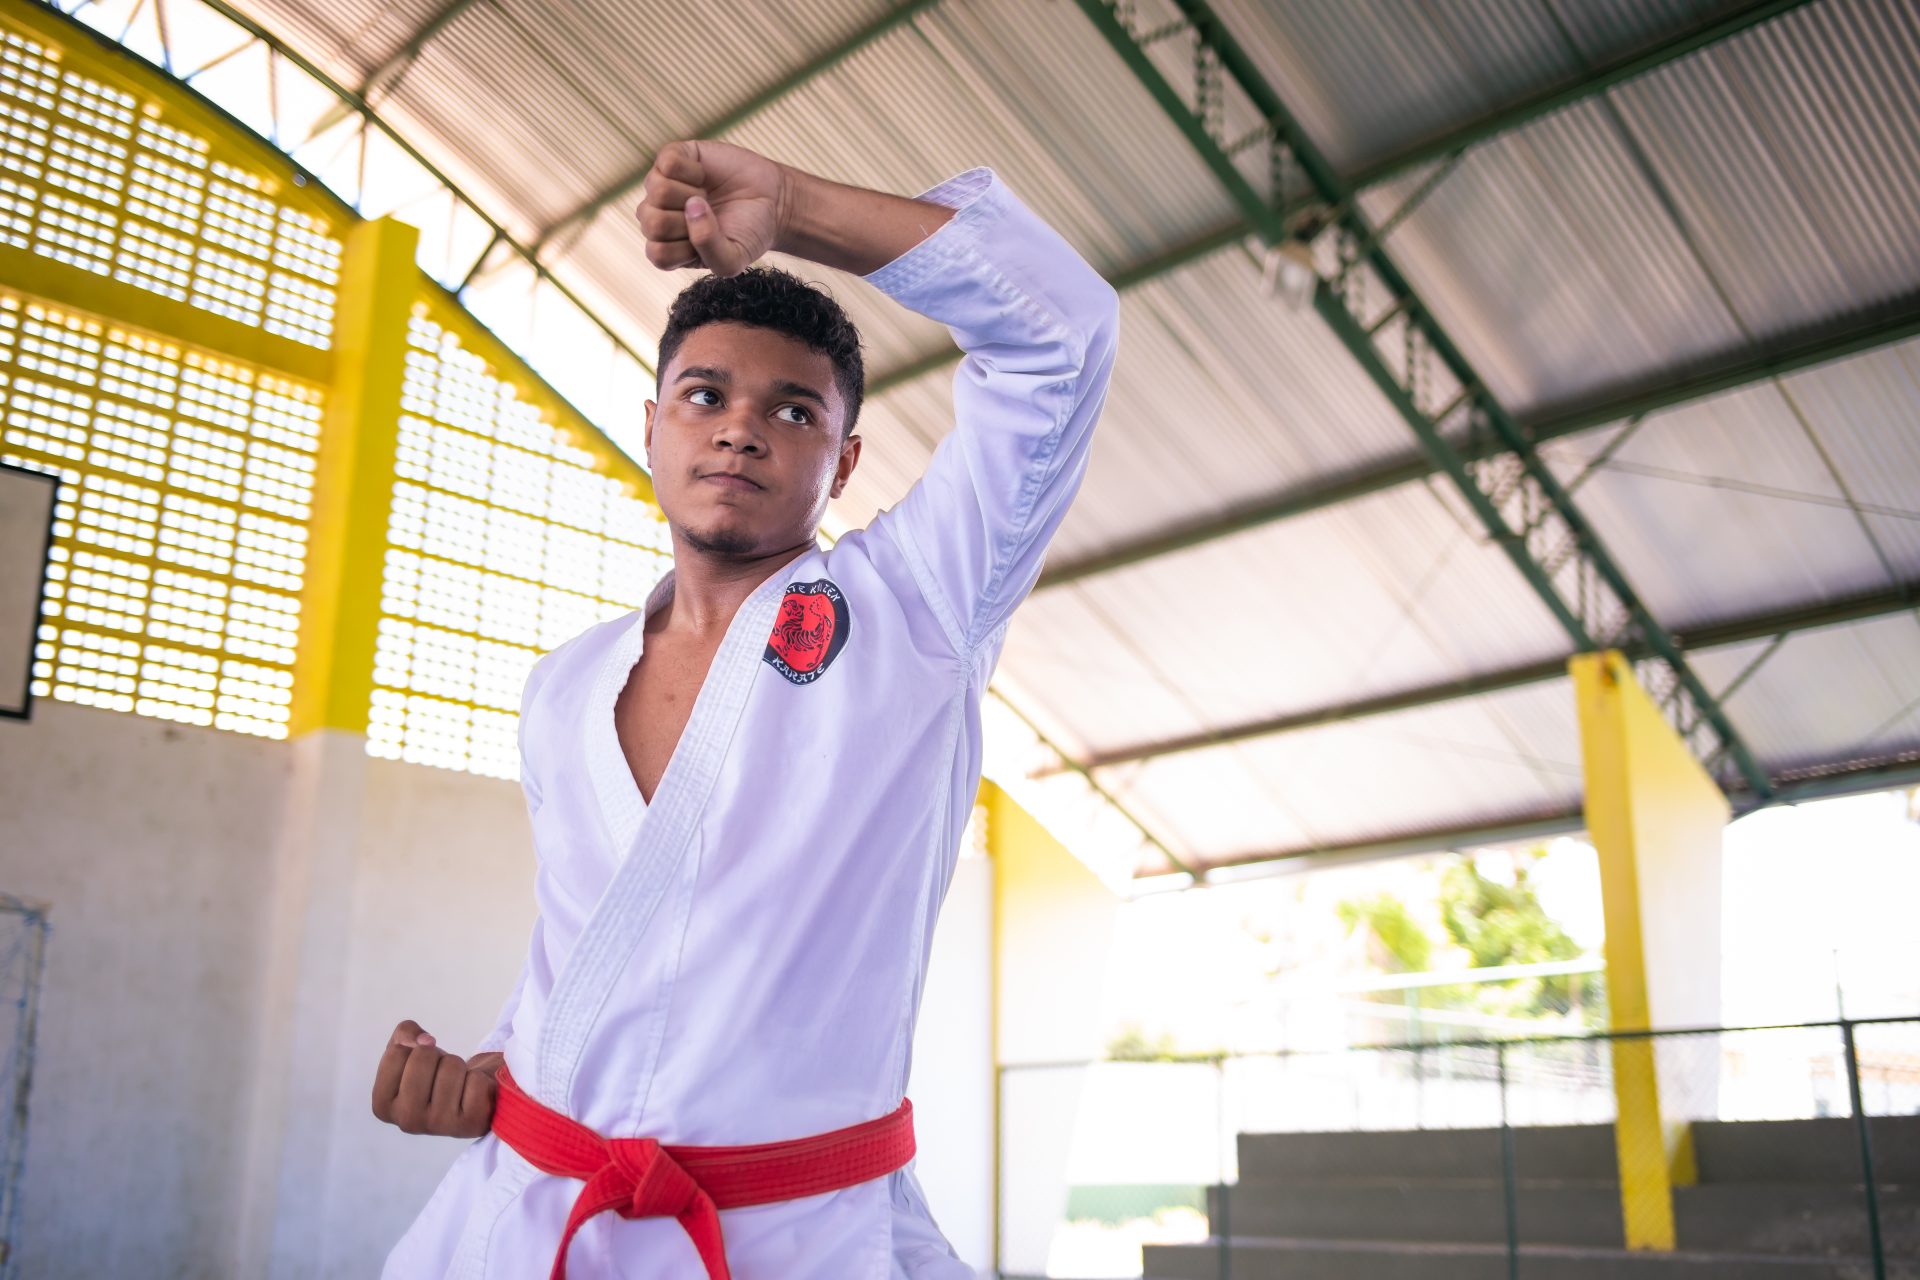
[1235,1115,1920,1186]
[1236,1124,1618,1184]
[1190,1115,1920,1270]
[1143,1236,1920,1280]
[1694,1117,1920,1184]
[1204,1181,1919,1256]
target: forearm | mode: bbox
[775,168,956,276]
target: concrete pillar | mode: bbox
[1571,650,1731,1250]
[981,779,1122,1273]
[289,216,418,738]
[237,217,418,1276]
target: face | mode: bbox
[644,322,860,559]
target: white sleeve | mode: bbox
[864,168,1119,655]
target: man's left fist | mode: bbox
[636,140,790,277]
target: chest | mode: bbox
[613,631,722,805]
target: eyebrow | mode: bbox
[771,378,829,410]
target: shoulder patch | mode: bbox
[764,579,850,685]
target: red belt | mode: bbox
[490,1066,915,1280]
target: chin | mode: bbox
[680,523,763,557]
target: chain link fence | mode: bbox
[1000,1017,1920,1279]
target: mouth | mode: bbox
[698,471,763,492]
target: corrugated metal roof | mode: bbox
[1774,337,1920,579]
[1606,0,1920,337]
[1097,676,1586,866]
[1356,102,1749,412]
[1206,0,1751,171]
[1537,394,1892,628]
[155,0,1920,873]
[1689,615,1920,774]
[993,482,1567,759]
[228,0,449,86]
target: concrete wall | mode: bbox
[0,701,290,1279]
[0,703,998,1277]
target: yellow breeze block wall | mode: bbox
[1,2,668,772]
[366,295,668,777]
[1,8,340,739]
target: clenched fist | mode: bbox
[371,1020,502,1139]
[635,139,792,277]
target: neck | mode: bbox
[654,533,814,634]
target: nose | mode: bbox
[711,408,767,457]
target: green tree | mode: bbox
[1337,893,1431,973]
[1337,848,1603,1026]
[1436,851,1597,1021]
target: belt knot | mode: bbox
[605,1137,703,1220]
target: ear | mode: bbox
[829,434,862,500]
[643,399,657,465]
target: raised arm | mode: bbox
[637,139,954,277]
[637,143,1119,652]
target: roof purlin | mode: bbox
[1075,0,1773,797]
[1050,581,1920,774]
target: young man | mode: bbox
[372,139,1118,1278]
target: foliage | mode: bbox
[1337,893,1431,973]
[1338,847,1605,1027]
[1105,1023,1182,1061]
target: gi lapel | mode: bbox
[536,562,799,1111]
[582,573,675,855]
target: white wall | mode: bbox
[0,704,998,1277]
[0,701,288,1278]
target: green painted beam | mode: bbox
[357,0,484,99]
[1036,302,1920,589]
[1071,0,1780,796]
[531,0,943,254]
[1065,581,1920,773]
[1346,0,1818,190]
[867,0,1818,404]
[1189,808,1589,880]
[1181,752,1920,879]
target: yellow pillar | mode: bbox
[290,217,419,736]
[981,779,1122,1272]
[1572,650,1731,1250]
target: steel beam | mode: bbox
[1071,0,1779,795]
[1055,582,1919,774]
[867,0,1807,396]
[1346,0,1817,190]
[1180,752,1920,878]
[531,0,942,256]
[357,0,484,101]
[1036,303,1920,589]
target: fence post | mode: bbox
[1498,1042,1519,1280]
[1216,1056,1231,1280]
[1840,1019,1886,1280]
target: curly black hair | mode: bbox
[656,267,866,438]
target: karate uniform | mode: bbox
[383,168,1119,1279]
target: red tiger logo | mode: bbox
[764,580,850,685]
[773,596,835,671]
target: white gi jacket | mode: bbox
[383,168,1119,1279]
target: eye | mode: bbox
[775,404,813,426]
[686,386,720,407]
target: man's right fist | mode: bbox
[371,1020,501,1139]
